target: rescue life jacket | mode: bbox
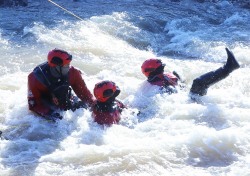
[148,73,179,94]
[93,100,124,126]
[33,62,72,110]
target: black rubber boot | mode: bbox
[224,47,240,72]
[190,48,240,96]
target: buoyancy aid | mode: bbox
[147,72,179,94]
[33,62,72,110]
[93,100,125,126]
[28,62,94,117]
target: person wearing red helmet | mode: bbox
[28,49,94,121]
[141,58,179,94]
[92,80,126,126]
[141,48,240,97]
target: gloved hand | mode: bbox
[173,71,181,80]
[173,70,186,82]
[46,112,63,122]
[70,101,87,112]
[161,85,178,94]
[52,112,63,119]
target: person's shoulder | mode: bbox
[32,62,48,74]
[30,62,48,83]
[28,71,35,79]
[69,66,82,74]
[115,99,126,109]
[70,65,79,71]
[164,72,177,79]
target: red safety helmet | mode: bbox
[141,58,165,77]
[94,81,120,102]
[47,49,72,67]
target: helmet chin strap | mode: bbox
[50,66,63,78]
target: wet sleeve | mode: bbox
[165,72,178,86]
[70,68,94,106]
[27,73,51,117]
[116,100,127,111]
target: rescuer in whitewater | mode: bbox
[141,48,240,98]
[28,49,94,121]
[92,80,126,126]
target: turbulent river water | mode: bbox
[0,0,250,175]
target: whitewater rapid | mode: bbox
[0,0,250,175]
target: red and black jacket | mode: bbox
[92,100,125,126]
[147,72,179,94]
[28,62,94,117]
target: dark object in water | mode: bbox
[0,0,28,7]
[0,131,3,140]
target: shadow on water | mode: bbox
[0,111,105,176]
[193,102,230,130]
[185,99,238,168]
[1,118,65,176]
[131,87,239,168]
[186,148,238,168]
[185,139,238,168]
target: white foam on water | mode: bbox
[0,5,250,176]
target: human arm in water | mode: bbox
[69,67,95,108]
[28,72,63,121]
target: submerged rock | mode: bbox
[241,1,250,9]
[188,0,250,9]
[0,0,28,7]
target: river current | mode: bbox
[0,0,250,175]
